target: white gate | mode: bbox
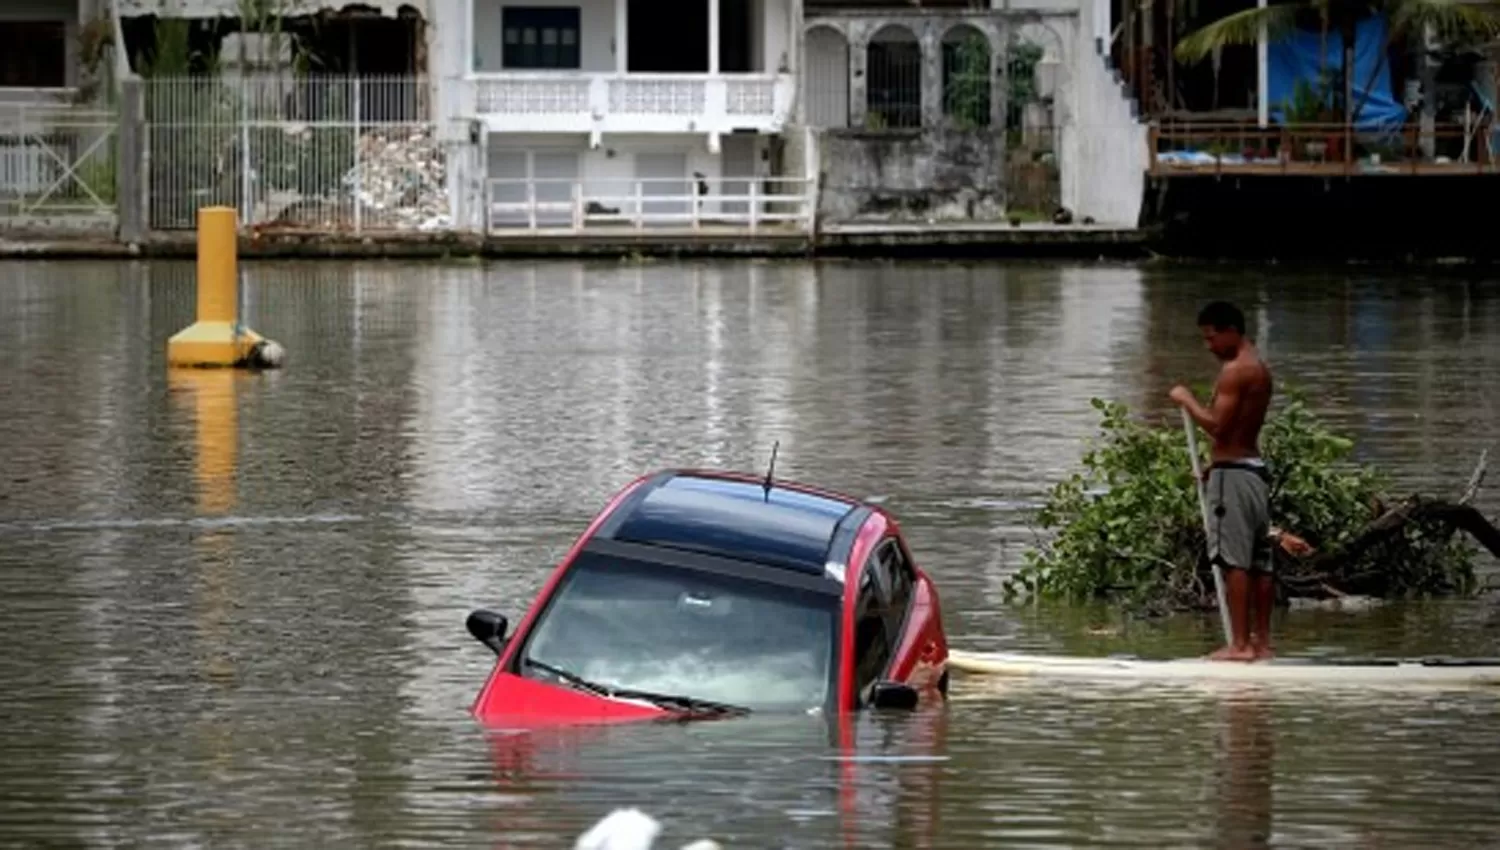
[0,103,119,227]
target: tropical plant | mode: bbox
[1174,0,1500,132]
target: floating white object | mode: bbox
[574,808,723,850]
[947,650,1500,687]
[575,809,660,850]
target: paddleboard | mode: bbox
[947,649,1500,687]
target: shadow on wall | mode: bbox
[816,128,1029,223]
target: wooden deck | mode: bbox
[1151,160,1500,177]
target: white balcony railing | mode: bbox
[0,87,78,107]
[485,176,815,233]
[470,72,795,136]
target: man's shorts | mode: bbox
[1207,460,1273,573]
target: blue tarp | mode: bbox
[1267,16,1408,132]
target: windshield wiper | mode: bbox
[524,657,613,698]
[606,687,750,718]
[523,658,749,717]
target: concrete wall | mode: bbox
[815,129,1005,221]
[801,12,1008,131]
[800,1,1148,227]
[1055,0,1146,226]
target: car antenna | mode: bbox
[762,440,779,502]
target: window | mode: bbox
[501,7,581,70]
[877,539,915,637]
[851,537,918,705]
[0,22,67,88]
[517,549,839,711]
[851,566,892,703]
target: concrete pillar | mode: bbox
[116,77,145,244]
[465,0,475,72]
[992,20,1008,137]
[616,0,629,71]
[1256,0,1268,127]
[920,23,942,127]
[709,0,721,73]
[1419,23,1436,158]
[847,21,870,128]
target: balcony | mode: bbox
[470,72,795,142]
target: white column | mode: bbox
[465,0,475,72]
[616,0,628,71]
[1256,0,1268,127]
[709,0,720,73]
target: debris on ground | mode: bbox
[344,127,450,230]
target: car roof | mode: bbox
[592,470,872,581]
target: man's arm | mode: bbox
[1173,365,1243,438]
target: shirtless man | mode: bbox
[1170,301,1278,662]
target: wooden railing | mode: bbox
[1149,121,1500,176]
[485,176,815,233]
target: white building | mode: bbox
[454,0,805,229]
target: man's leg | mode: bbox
[1208,566,1255,661]
[1206,468,1257,662]
[1249,573,1275,660]
[1247,471,1275,661]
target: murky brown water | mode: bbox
[2,259,1498,848]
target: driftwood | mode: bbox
[1279,450,1499,599]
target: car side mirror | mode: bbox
[466,609,508,656]
[868,680,919,711]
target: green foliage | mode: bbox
[1281,77,1334,125]
[1005,42,1045,135]
[1004,393,1479,614]
[944,34,991,130]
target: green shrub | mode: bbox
[1004,392,1479,614]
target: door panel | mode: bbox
[532,151,579,227]
[487,150,528,227]
[634,152,689,223]
[719,134,756,217]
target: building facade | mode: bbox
[443,0,805,230]
[2,0,1154,236]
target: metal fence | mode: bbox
[0,98,118,227]
[866,26,923,130]
[141,74,440,231]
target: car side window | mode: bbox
[851,565,891,702]
[879,540,915,636]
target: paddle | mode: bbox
[1183,408,1234,648]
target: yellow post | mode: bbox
[167,206,283,368]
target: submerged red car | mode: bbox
[466,468,949,726]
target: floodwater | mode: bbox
[2,259,1498,848]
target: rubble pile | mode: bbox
[344,127,450,231]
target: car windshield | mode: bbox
[518,549,839,711]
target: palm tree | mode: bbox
[1174,0,1500,135]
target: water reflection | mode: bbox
[170,368,242,695]
[1212,689,1274,850]
[1,260,1498,848]
[477,707,952,850]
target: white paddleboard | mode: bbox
[947,649,1500,687]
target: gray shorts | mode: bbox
[1207,463,1273,573]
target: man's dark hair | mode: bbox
[1197,301,1245,334]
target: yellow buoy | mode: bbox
[167,206,284,369]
